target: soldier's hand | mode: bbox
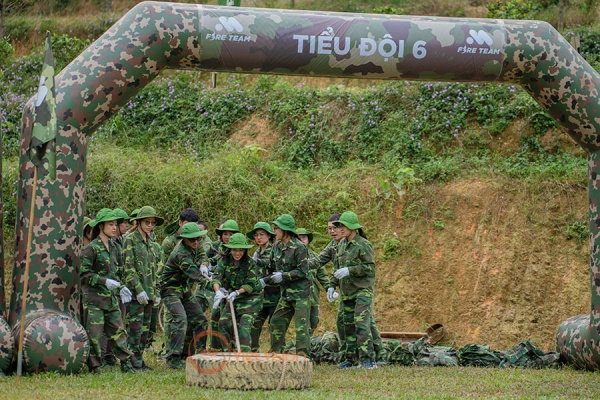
[120,287,133,303]
[271,272,283,283]
[227,290,239,303]
[137,291,150,305]
[155,296,161,306]
[252,251,259,261]
[200,264,209,276]
[105,279,121,290]
[326,287,339,302]
[259,278,266,288]
[213,290,225,309]
[333,267,349,279]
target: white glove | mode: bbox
[200,264,209,275]
[326,287,339,302]
[252,251,259,261]
[213,290,225,309]
[259,278,266,288]
[105,279,121,290]
[271,272,283,283]
[155,296,161,306]
[227,290,238,302]
[137,291,149,305]
[219,287,229,296]
[120,287,132,303]
[334,267,350,279]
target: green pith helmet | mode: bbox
[132,205,164,226]
[178,222,207,239]
[272,213,296,234]
[83,216,93,229]
[89,208,121,227]
[295,228,313,243]
[337,211,363,230]
[224,232,253,249]
[216,219,240,235]
[112,208,129,221]
[246,221,275,240]
[129,208,140,222]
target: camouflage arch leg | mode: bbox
[341,296,375,364]
[126,300,153,368]
[163,294,208,358]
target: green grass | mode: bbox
[2,362,599,399]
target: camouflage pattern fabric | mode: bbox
[497,339,560,369]
[310,331,342,364]
[123,229,158,301]
[212,254,262,352]
[10,2,600,373]
[250,304,277,352]
[125,301,153,368]
[308,249,330,333]
[163,293,207,357]
[383,339,414,366]
[250,244,279,352]
[0,318,14,373]
[457,343,503,367]
[415,346,459,367]
[270,297,311,357]
[330,235,375,300]
[340,297,375,364]
[80,238,122,310]
[148,241,164,349]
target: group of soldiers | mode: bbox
[79,206,381,373]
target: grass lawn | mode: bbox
[2,359,599,399]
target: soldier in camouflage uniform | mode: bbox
[205,219,239,349]
[311,214,384,363]
[100,207,130,366]
[148,240,164,352]
[257,214,311,357]
[80,208,135,374]
[123,205,163,370]
[160,222,210,369]
[297,228,330,335]
[247,221,277,352]
[212,233,262,352]
[329,211,377,369]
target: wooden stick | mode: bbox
[228,298,241,353]
[17,166,38,379]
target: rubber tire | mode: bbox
[186,352,312,390]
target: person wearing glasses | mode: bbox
[329,211,377,369]
[160,222,210,368]
[123,205,163,370]
[211,233,262,352]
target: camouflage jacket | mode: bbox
[212,254,262,301]
[152,240,165,281]
[161,233,178,264]
[160,241,208,297]
[309,249,330,306]
[330,235,375,299]
[80,238,120,310]
[308,239,338,270]
[123,229,159,300]
[259,237,310,301]
[206,240,227,266]
[253,244,280,307]
[110,234,126,279]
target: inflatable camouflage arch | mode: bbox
[1,1,600,373]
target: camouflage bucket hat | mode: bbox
[272,214,296,234]
[83,216,93,229]
[295,228,313,243]
[132,205,164,226]
[246,221,275,240]
[129,208,140,222]
[163,220,180,236]
[224,233,253,249]
[112,208,129,221]
[216,219,240,235]
[89,208,121,227]
[179,222,207,239]
[337,211,363,230]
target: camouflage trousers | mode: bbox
[100,298,126,364]
[250,303,277,352]
[310,305,320,335]
[340,295,375,364]
[336,299,383,361]
[218,296,262,352]
[194,283,214,314]
[210,307,221,349]
[148,302,160,350]
[270,297,311,357]
[126,300,153,368]
[163,293,208,357]
[84,301,133,370]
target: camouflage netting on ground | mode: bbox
[309,334,560,368]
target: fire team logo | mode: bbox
[457,29,500,55]
[205,16,252,42]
